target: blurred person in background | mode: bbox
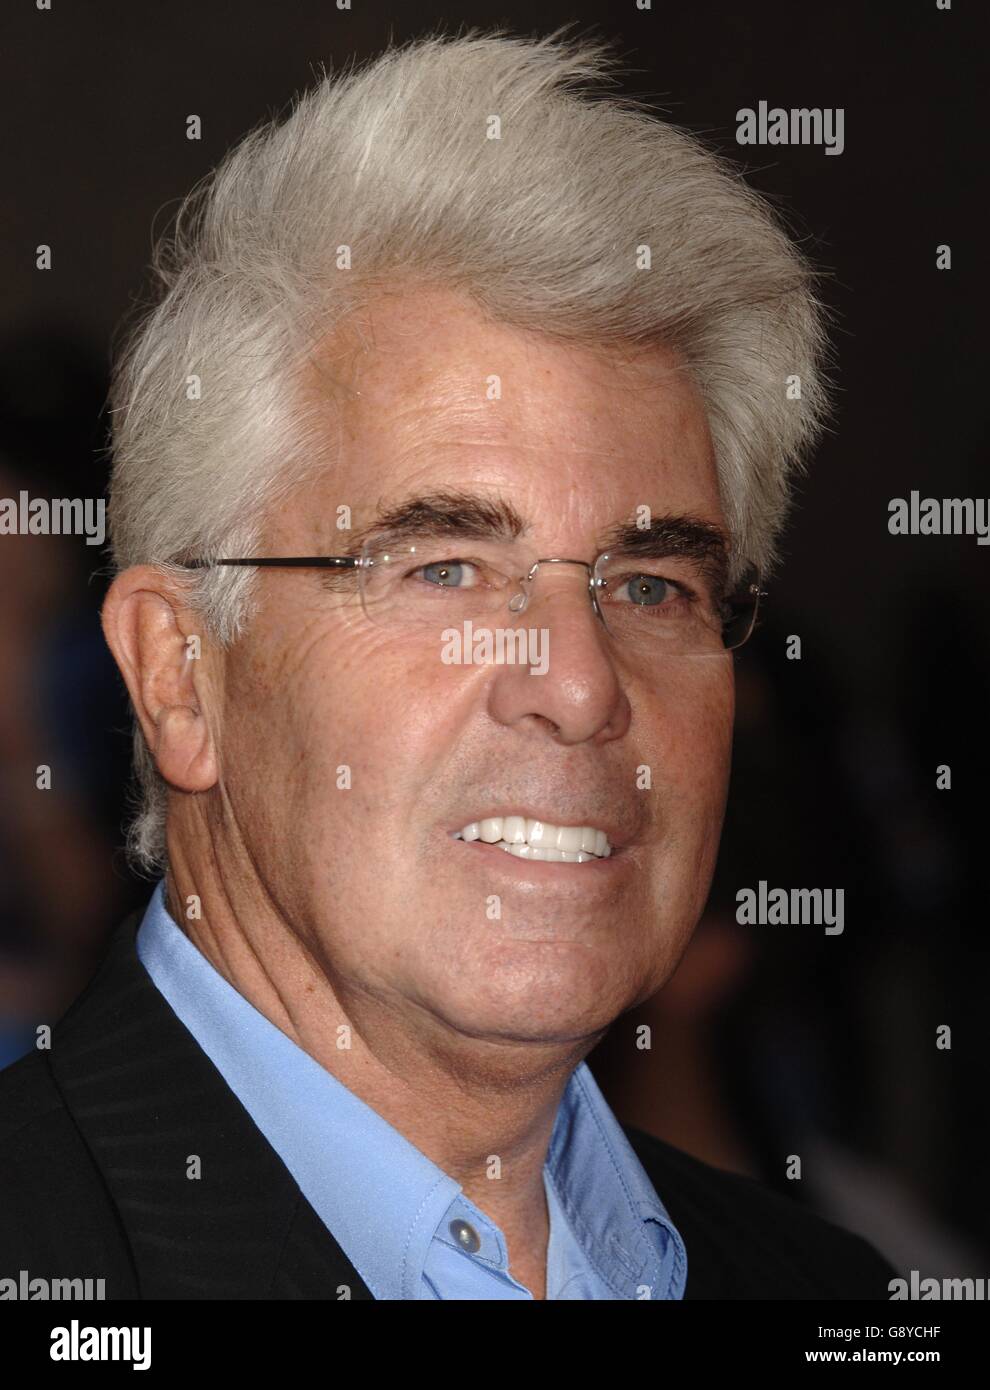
[592,616,989,1279]
[0,332,139,1067]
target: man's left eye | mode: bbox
[614,574,682,606]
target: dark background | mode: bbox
[0,1,985,1278]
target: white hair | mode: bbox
[106,25,834,876]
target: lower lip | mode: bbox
[447,835,631,883]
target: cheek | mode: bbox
[632,668,734,997]
[686,671,734,801]
[647,663,734,792]
[641,664,735,888]
[255,623,461,841]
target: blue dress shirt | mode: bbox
[135,880,687,1300]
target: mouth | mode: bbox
[448,814,620,864]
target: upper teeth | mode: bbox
[452,816,612,862]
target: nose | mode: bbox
[510,558,601,620]
[486,561,631,746]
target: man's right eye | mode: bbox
[410,560,478,588]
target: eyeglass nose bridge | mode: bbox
[508,557,604,622]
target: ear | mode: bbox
[101,566,220,793]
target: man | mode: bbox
[0,29,897,1299]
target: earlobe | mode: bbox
[156,704,218,793]
[101,566,220,794]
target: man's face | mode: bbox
[210,287,734,1049]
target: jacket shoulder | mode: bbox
[624,1123,898,1300]
[0,1039,139,1296]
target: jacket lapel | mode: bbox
[623,1124,727,1300]
[49,909,374,1300]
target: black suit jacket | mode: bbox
[0,908,898,1300]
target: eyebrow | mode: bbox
[598,514,730,594]
[346,490,526,552]
[345,489,730,591]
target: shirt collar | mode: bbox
[545,1059,686,1298]
[136,879,685,1299]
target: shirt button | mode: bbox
[449,1219,481,1253]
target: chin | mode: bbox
[443,1010,612,1050]
[433,973,629,1046]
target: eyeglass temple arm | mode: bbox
[183,558,363,569]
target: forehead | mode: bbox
[286,284,723,541]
